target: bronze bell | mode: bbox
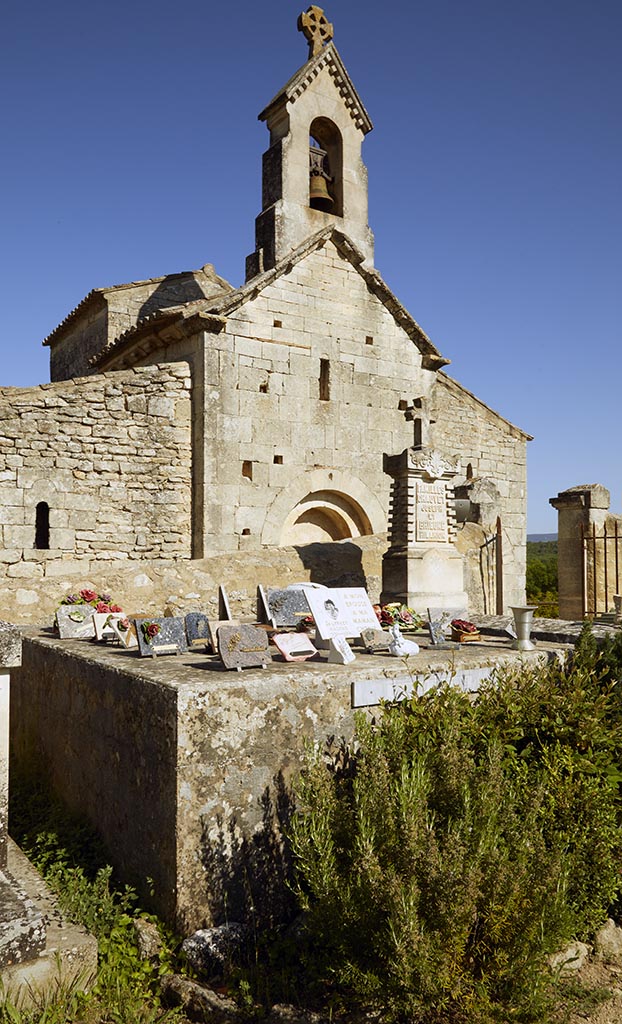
[310,173,334,211]
[309,144,334,212]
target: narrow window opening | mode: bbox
[365,335,374,346]
[259,381,269,394]
[242,461,253,480]
[466,463,473,480]
[398,399,409,411]
[273,454,283,465]
[319,358,330,401]
[242,528,251,536]
[273,319,282,329]
[35,501,50,550]
[413,419,423,448]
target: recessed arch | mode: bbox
[309,117,343,217]
[261,468,386,547]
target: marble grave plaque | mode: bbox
[135,617,188,657]
[93,612,126,641]
[303,587,379,640]
[327,636,356,665]
[185,613,211,650]
[272,633,318,662]
[267,588,312,628]
[56,605,96,640]
[217,624,270,671]
[108,616,139,649]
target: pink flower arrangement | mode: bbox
[374,603,423,629]
[60,588,123,612]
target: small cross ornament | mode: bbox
[298,5,334,58]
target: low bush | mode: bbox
[288,629,622,1022]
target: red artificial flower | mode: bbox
[96,602,111,614]
[80,589,98,603]
[146,623,161,638]
[109,604,123,613]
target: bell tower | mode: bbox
[245,6,375,281]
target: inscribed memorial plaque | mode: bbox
[56,605,96,640]
[267,588,312,628]
[327,636,356,665]
[415,480,448,543]
[217,625,270,671]
[135,617,188,657]
[185,613,211,650]
[361,627,392,653]
[272,633,318,662]
[303,587,379,640]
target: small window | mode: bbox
[242,461,253,480]
[273,319,282,329]
[365,335,374,346]
[242,528,251,536]
[273,454,283,465]
[259,381,269,394]
[35,501,50,550]
[466,463,473,480]
[319,358,330,401]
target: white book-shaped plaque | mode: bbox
[302,587,379,641]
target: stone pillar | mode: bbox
[381,447,467,611]
[549,484,610,619]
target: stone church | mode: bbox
[0,7,530,618]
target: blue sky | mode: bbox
[1,0,620,533]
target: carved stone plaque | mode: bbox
[217,624,270,671]
[415,480,448,543]
[135,617,188,658]
[56,605,95,640]
[361,627,392,653]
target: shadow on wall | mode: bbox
[199,772,297,932]
[294,540,367,590]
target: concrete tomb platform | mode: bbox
[10,627,574,933]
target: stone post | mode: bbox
[0,622,22,872]
[381,447,467,611]
[549,484,610,619]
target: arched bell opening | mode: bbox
[309,117,343,217]
[280,489,372,546]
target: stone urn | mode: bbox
[510,605,538,651]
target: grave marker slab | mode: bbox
[327,636,356,664]
[303,587,379,640]
[93,612,126,642]
[135,618,188,658]
[266,588,312,628]
[272,633,318,662]
[56,605,96,640]
[218,586,232,621]
[185,613,211,650]
[207,619,239,655]
[217,625,270,671]
[108,616,139,649]
[361,627,392,653]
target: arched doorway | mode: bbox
[280,490,372,546]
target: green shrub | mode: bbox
[288,642,622,1023]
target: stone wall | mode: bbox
[0,363,192,601]
[199,239,436,552]
[431,373,529,609]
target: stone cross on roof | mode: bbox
[298,5,334,58]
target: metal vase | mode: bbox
[510,605,538,651]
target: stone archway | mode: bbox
[261,468,386,548]
[280,489,372,545]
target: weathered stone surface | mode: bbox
[0,869,46,968]
[182,923,245,976]
[0,621,21,668]
[266,1005,330,1024]
[132,918,162,961]
[594,919,622,964]
[161,974,242,1022]
[549,941,591,973]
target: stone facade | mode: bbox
[0,364,192,585]
[550,484,620,619]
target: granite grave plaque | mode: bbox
[135,617,188,658]
[208,618,239,655]
[272,633,318,662]
[185,613,211,650]
[56,605,96,640]
[266,588,312,628]
[217,624,270,671]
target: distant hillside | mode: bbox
[528,533,558,543]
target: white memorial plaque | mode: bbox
[93,612,126,642]
[108,616,139,649]
[303,587,379,640]
[415,480,448,543]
